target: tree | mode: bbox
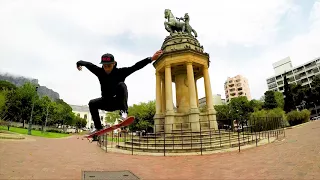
[105,111,121,125]
[228,96,251,123]
[128,100,155,131]
[0,91,7,113]
[283,75,295,113]
[0,80,17,91]
[214,105,230,120]
[74,115,87,131]
[274,91,284,109]
[310,75,320,106]
[249,99,264,111]
[263,90,277,110]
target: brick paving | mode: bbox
[0,121,319,180]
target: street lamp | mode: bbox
[28,86,38,135]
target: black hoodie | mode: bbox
[77,57,152,98]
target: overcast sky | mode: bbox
[0,0,319,107]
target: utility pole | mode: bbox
[28,86,38,135]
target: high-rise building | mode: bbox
[266,57,320,92]
[224,75,251,103]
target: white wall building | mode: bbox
[198,94,225,108]
[70,104,107,129]
[266,57,320,92]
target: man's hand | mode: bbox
[76,61,82,71]
[77,65,82,71]
[151,50,163,61]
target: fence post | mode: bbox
[191,123,193,149]
[106,134,108,152]
[155,125,157,150]
[208,119,212,148]
[218,127,222,148]
[238,128,240,152]
[112,131,114,148]
[172,124,174,150]
[131,131,133,155]
[181,123,183,149]
[164,124,166,157]
[118,131,120,147]
[200,121,203,156]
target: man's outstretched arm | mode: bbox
[76,60,101,76]
[120,50,163,77]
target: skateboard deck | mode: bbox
[84,116,135,139]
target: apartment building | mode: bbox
[266,57,320,92]
[224,75,252,103]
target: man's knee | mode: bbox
[88,98,100,108]
[117,82,127,90]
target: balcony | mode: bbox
[228,84,235,87]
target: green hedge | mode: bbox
[249,108,289,131]
[286,109,310,126]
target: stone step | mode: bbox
[122,137,257,148]
[139,131,252,139]
[126,134,253,144]
[115,139,258,153]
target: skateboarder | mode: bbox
[76,50,163,135]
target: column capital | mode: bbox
[203,65,209,70]
[186,61,193,65]
[155,71,161,76]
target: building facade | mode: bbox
[70,105,107,129]
[198,94,225,108]
[224,75,252,103]
[266,57,320,92]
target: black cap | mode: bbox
[100,53,115,64]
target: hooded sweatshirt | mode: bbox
[77,57,152,98]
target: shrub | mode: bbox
[249,108,288,131]
[286,109,310,126]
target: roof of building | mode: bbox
[266,56,320,79]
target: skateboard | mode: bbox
[84,116,135,140]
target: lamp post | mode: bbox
[28,86,38,135]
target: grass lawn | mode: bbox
[0,126,71,138]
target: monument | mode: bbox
[153,9,218,133]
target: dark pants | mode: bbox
[89,82,128,130]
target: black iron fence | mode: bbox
[96,117,285,156]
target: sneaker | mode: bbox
[119,110,128,120]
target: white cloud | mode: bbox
[0,0,319,107]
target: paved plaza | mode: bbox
[0,121,319,180]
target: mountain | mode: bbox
[0,72,60,100]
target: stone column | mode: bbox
[161,77,166,114]
[203,66,218,130]
[186,62,200,132]
[195,79,199,107]
[154,71,163,133]
[155,71,162,114]
[165,65,174,133]
[187,62,198,109]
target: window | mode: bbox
[84,114,87,120]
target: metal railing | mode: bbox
[97,117,285,156]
